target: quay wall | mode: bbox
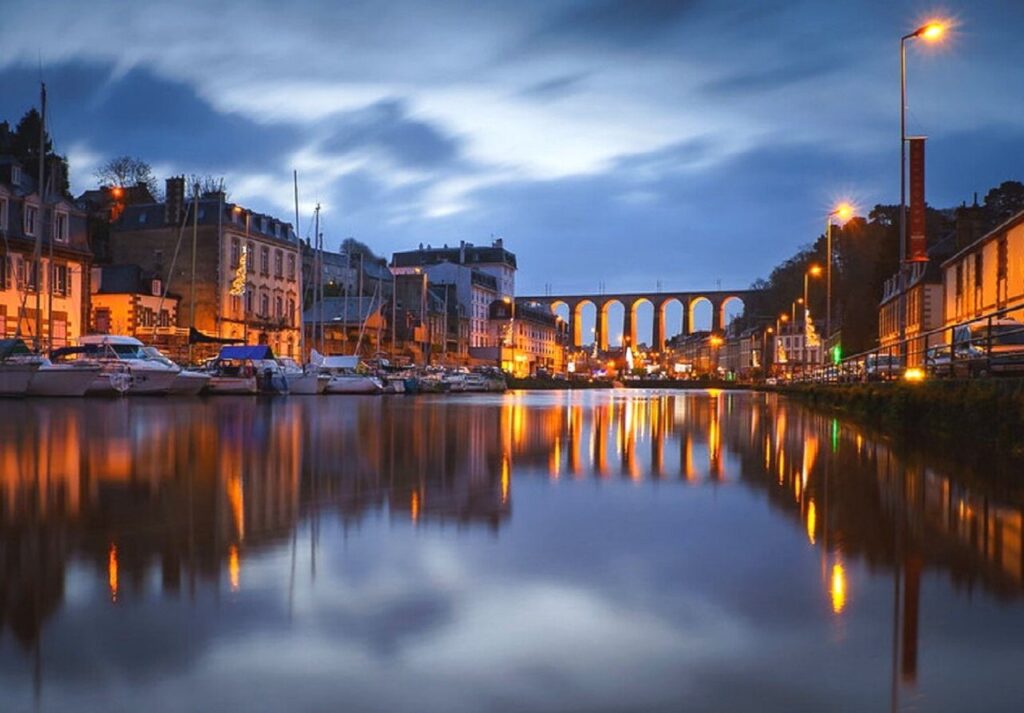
[770,380,1024,451]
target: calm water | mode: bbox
[1,390,1023,712]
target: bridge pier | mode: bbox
[623,306,634,349]
[653,303,665,350]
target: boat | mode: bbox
[206,345,286,395]
[141,347,210,395]
[77,335,180,395]
[278,357,328,395]
[0,339,43,397]
[312,352,383,394]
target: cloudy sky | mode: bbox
[2,0,1023,298]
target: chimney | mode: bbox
[459,239,465,264]
[165,176,185,225]
[955,199,986,251]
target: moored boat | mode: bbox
[279,357,328,395]
[141,347,211,395]
[0,339,43,397]
[313,352,383,394]
[78,335,179,395]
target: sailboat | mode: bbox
[0,339,42,396]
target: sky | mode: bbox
[2,0,1023,303]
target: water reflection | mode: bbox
[1,391,1023,711]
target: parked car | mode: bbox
[864,353,903,381]
[953,319,1024,376]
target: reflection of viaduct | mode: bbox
[517,289,753,349]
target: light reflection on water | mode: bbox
[1,389,1023,712]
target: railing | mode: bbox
[780,296,1024,385]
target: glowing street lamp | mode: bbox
[824,203,855,356]
[898,19,948,348]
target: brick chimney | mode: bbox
[954,194,985,251]
[165,176,185,225]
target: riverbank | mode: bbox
[506,377,749,390]
[770,379,1024,452]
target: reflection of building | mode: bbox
[0,157,91,348]
[108,177,302,359]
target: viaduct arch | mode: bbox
[518,289,754,350]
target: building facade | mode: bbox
[90,264,185,355]
[488,300,566,377]
[942,209,1024,331]
[0,157,91,349]
[108,177,302,359]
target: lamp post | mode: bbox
[776,313,789,377]
[898,20,946,351]
[824,203,853,361]
[804,265,822,366]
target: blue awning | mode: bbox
[218,345,276,360]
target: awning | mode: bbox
[189,327,242,345]
[218,345,276,360]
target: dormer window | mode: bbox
[24,204,38,236]
[11,166,22,186]
[53,211,69,243]
[0,197,7,232]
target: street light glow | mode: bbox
[832,202,854,222]
[808,265,823,277]
[917,21,945,42]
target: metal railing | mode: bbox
[780,296,1024,384]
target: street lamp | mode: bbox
[825,203,853,359]
[804,265,823,366]
[899,20,946,350]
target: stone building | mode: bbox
[108,177,302,359]
[0,156,91,349]
[90,264,185,355]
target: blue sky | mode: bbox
[2,0,1023,303]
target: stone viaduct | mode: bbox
[517,289,754,350]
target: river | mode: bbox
[1,390,1022,712]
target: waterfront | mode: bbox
[1,390,1024,712]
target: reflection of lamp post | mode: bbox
[898,20,946,352]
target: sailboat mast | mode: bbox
[32,83,46,352]
[188,180,199,363]
[294,170,303,361]
[314,204,322,353]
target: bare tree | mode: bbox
[187,174,229,200]
[95,155,158,194]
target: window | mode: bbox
[12,166,22,185]
[275,295,283,320]
[0,254,8,291]
[246,242,255,274]
[94,307,111,333]
[288,298,296,326]
[0,197,7,231]
[231,294,242,318]
[231,238,241,268]
[260,246,270,276]
[287,254,296,280]
[159,310,170,328]
[998,238,1008,280]
[274,249,283,278]
[53,211,68,243]
[51,263,69,297]
[260,293,269,317]
[974,253,983,288]
[245,286,253,314]
[24,259,39,292]
[24,205,38,236]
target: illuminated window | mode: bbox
[275,295,283,319]
[288,298,296,326]
[260,246,270,276]
[51,263,69,296]
[274,249,283,278]
[245,288,253,314]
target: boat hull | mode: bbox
[205,376,258,395]
[324,375,382,394]
[0,363,40,397]
[285,372,327,395]
[168,370,211,395]
[28,365,102,397]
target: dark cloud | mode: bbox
[319,100,462,170]
[701,57,843,96]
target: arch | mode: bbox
[689,297,713,334]
[629,298,654,350]
[659,298,684,346]
[574,300,597,349]
[550,300,573,345]
[719,295,745,332]
[600,299,625,350]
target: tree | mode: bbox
[2,109,71,196]
[186,174,229,199]
[95,155,159,195]
[983,181,1024,230]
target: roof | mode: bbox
[942,208,1024,267]
[218,345,276,360]
[391,242,517,270]
[304,296,381,324]
[95,264,166,295]
[80,334,144,346]
[116,197,298,246]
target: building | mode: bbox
[108,177,302,359]
[0,157,91,349]
[303,296,386,357]
[485,300,566,377]
[391,239,516,348]
[942,208,1024,330]
[90,264,185,354]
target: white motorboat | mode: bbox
[141,347,210,395]
[312,352,383,394]
[30,360,103,397]
[78,335,179,395]
[278,357,328,395]
[0,339,43,397]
